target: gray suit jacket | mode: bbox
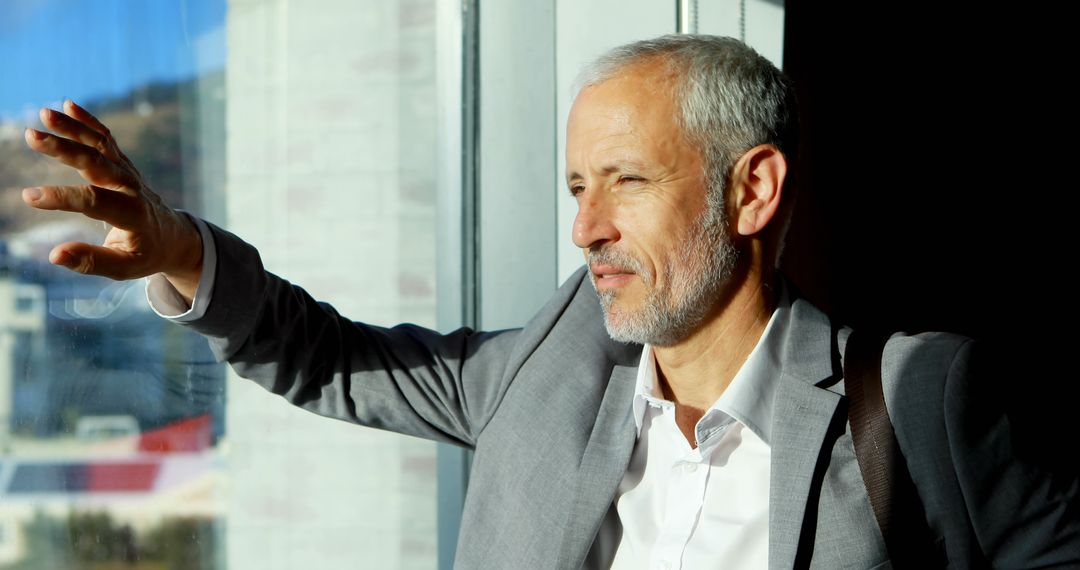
[182,223,1079,569]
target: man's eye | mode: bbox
[569,185,585,197]
[618,176,644,185]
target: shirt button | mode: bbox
[682,462,698,473]
[659,562,673,570]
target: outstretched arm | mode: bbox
[20,101,529,447]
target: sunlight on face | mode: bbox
[566,61,738,346]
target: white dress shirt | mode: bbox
[607,282,791,570]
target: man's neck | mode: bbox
[653,267,776,413]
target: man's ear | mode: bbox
[729,144,787,237]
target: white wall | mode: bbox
[224,1,438,568]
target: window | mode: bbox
[0,1,447,567]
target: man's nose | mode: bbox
[572,191,619,249]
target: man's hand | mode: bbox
[21,100,203,305]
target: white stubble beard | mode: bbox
[588,207,739,346]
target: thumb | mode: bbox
[50,242,146,281]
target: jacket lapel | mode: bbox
[558,363,638,570]
[767,296,846,569]
[769,373,844,568]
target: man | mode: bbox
[20,35,1078,569]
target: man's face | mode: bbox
[566,63,739,346]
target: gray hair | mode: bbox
[574,35,799,261]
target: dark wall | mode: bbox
[782,3,1075,464]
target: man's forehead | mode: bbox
[565,97,651,177]
[567,65,680,152]
[567,90,633,137]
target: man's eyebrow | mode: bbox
[601,160,646,175]
[566,160,647,184]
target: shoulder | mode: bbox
[863,330,978,440]
[875,331,980,456]
[880,331,975,392]
[499,266,639,386]
[513,265,609,349]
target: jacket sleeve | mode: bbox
[173,221,524,449]
[884,334,1079,568]
[943,339,1080,568]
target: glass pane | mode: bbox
[0,1,441,568]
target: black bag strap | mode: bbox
[844,330,944,567]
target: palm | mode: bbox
[103,226,140,256]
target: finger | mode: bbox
[62,100,111,139]
[61,100,138,171]
[24,128,137,195]
[23,185,144,229]
[40,107,117,162]
[50,241,147,280]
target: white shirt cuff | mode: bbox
[144,213,217,322]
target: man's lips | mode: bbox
[591,264,635,287]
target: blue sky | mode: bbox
[0,0,226,121]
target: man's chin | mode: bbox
[599,298,703,347]
[599,304,647,345]
[602,320,642,345]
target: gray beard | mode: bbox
[588,210,738,347]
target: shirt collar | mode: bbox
[631,279,792,447]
